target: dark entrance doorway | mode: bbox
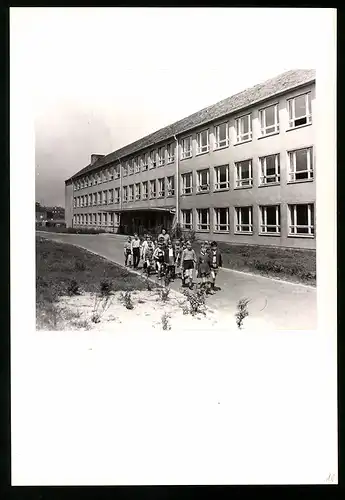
[119,210,174,236]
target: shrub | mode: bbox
[235,298,250,329]
[119,291,134,310]
[100,278,113,297]
[182,288,206,316]
[171,223,183,241]
[67,279,80,296]
[161,312,171,331]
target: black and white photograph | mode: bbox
[11,7,337,486]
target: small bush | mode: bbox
[182,288,206,316]
[161,312,171,331]
[119,291,134,310]
[67,279,80,296]
[235,298,250,329]
[100,278,113,297]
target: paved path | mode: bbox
[37,232,317,330]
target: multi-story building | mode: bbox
[65,69,316,249]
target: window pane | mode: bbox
[265,106,275,126]
[242,116,249,134]
[266,206,277,225]
[241,208,249,224]
[295,95,307,117]
[295,149,309,171]
[219,209,227,225]
[266,155,276,175]
[297,205,308,225]
[241,162,250,178]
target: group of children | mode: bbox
[124,232,223,293]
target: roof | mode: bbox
[66,69,315,182]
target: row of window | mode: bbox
[73,146,313,207]
[73,92,312,191]
[74,203,315,238]
[179,204,315,237]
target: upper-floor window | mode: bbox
[259,154,280,185]
[108,189,114,204]
[181,172,193,195]
[288,147,313,182]
[128,184,134,201]
[288,203,314,237]
[134,158,140,174]
[235,159,253,188]
[196,168,210,193]
[73,198,76,208]
[149,150,157,169]
[288,93,312,128]
[167,143,175,163]
[92,175,97,186]
[235,114,252,143]
[114,187,120,204]
[142,153,149,171]
[97,172,102,184]
[103,190,108,204]
[181,209,193,230]
[158,178,165,198]
[135,183,141,200]
[93,193,97,206]
[102,170,108,183]
[157,147,165,167]
[181,136,192,159]
[98,192,102,205]
[214,164,229,190]
[214,122,229,149]
[114,165,120,179]
[142,181,148,200]
[167,176,175,196]
[150,179,156,198]
[260,205,281,234]
[196,130,209,154]
[259,104,279,136]
[235,206,253,233]
[128,160,134,176]
[123,186,128,202]
[123,163,128,177]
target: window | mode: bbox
[84,195,88,207]
[98,213,102,225]
[235,114,252,143]
[80,179,84,189]
[114,166,120,179]
[235,159,253,187]
[93,193,97,206]
[214,165,229,190]
[288,93,312,128]
[102,170,108,183]
[128,160,134,176]
[77,214,80,225]
[97,172,102,184]
[149,150,157,169]
[103,213,108,226]
[259,104,279,136]
[167,143,175,163]
[196,130,209,154]
[93,213,97,225]
[181,136,192,159]
[128,185,134,201]
[109,189,114,204]
[114,188,120,204]
[259,154,280,185]
[181,172,193,195]
[93,175,97,186]
[167,176,175,196]
[114,213,120,227]
[142,153,149,171]
[235,207,253,233]
[288,147,313,182]
[158,178,165,198]
[73,198,76,208]
[260,205,281,234]
[158,147,165,166]
[123,186,128,203]
[108,168,114,181]
[135,183,141,200]
[197,169,210,193]
[87,176,92,187]
[89,194,92,206]
[289,204,314,236]
[123,164,128,177]
[134,158,140,174]
[214,208,230,232]
[214,122,229,149]
[142,181,148,199]
[80,196,84,207]
[103,190,108,205]
[196,208,210,231]
[73,215,76,225]
[181,209,193,230]
[98,192,102,205]
[150,180,156,198]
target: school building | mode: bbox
[65,69,316,249]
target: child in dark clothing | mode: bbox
[197,243,213,294]
[165,241,176,281]
[209,241,223,291]
[180,241,197,289]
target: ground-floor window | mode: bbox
[235,206,253,233]
[196,208,210,231]
[103,212,107,226]
[288,203,314,236]
[260,205,280,234]
[73,215,76,225]
[93,213,97,225]
[142,181,148,199]
[88,214,92,225]
[214,207,230,232]
[181,209,193,230]
[98,213,102,225]
[135,183,141,200]
[150,180,157,198]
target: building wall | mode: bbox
[67,82,315,248]
[64,181,74,227]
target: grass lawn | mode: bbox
[36,236,149,329]
[192,240,316,286]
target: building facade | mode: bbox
[65,69,316,249]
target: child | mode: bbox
[174,239,183,278]
[124,236,132,267]
[165,240,176,281]
[131,233,141,269]
[209,241,223,291]
[142,235,155,276]
[197,243,212,294]
[180,240,197,289]
[153,240,166,284]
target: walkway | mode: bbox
[37,231,317,330]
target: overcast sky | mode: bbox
[12,7,330,207]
